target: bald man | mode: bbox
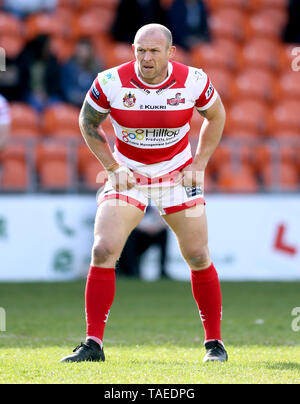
[61,24,227,364]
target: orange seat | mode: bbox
[270,100,300,133]
[227,99,271,135]
[71,8,115,39]
[251,0,288,11]
[245,11,284,41]
[78,0,119,9]
[82,159,107,190]
[0,159,29,191]
[209,144,233,175]
[36,142,72,189]
[10,102,41,140]
[0,12,23,36]
[0,35,24,59]
[261,161,299,191]
[240,38,282,72]
[216,162,259,193]
[233,68,278,103]
[208,0,251,11]
[36,142,69,170]
[39,160,70,189]
[205,67,235,104]
[42,104,81,139]
[77,144,107,189]
[191,41,241,71]
[209,7,247,42]
[105,42,135,69]
[25,13,67,40]
[278,71,300,101]
[223,129,262,140]
[272,130,300,141]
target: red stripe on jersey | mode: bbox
[110,107,194,129]
[115,135,189,164]
[89,77,110,109]
[195,76,215,109]
[164,197,206,215]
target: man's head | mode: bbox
[132,24,176,85]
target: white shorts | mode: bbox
[97,180,205,215]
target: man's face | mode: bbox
[133,32,175,84]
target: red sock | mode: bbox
[190,263,222,342]
[85,266,115,342]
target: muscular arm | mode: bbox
[78,100,119,171]
[194,95,226,170]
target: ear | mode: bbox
[132,44,136,55]
[168,45,176,60]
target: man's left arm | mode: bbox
[194,95,226,170]
[181,95,226,187]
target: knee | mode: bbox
[92,239,117,265]
[183,247,211,270]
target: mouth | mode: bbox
[142,65,154,72]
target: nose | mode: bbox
[143,51,152,61]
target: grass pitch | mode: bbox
[0,279,299,384]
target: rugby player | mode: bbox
[61,24,227,363]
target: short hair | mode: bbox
[134,24,173,48]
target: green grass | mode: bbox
[0,279,299,384]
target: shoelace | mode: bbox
[73,343,87,352]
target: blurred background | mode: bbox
[0,0,299,282]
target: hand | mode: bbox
[175,163,205,189]
[107,165,136,192]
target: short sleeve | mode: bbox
[0,95,11,125]
[188,68,218,111]
[85,75,110,113]
[195,74,218,111]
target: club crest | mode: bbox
[123,92,136,108]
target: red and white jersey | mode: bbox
[85,60,218,181]
[0,94,11,125]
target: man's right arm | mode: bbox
[79,99,120,171]
[79,99,136,191]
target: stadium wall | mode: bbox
[0,194,299,281]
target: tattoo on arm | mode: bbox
[79,100,109,143]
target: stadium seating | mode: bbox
[209,7,247,42]
[0,12,22,37]
[226,99,271,135]
[35,142,72,189]
[216,162,260,193]
[42,104,81,139]
[0,144,29,190]
[269,100,300,133]
[25,13,67,40]
[233,67,278,103]
[0,0,299,193]
[77,145,106,190]
[10,103,41,140]
[277,71,300,101]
